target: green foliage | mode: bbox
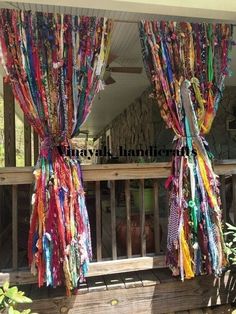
[0,281,35,314]
[224,222,236,265]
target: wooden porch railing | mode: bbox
[0,161,236,286]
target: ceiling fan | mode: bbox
[103,54,143,85]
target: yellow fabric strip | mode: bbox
[197,154,218,208]
[180,227,194,279]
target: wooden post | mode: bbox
[24,117,31,166]
[140,179,146,257]
[12,185,18,270]
[33,130,39,164]
[153,179,160,254]
[96,181,102,261]
[110,180,117,260]
[125,180,132,258]
[3,81,15,167]
[233,174,236,225]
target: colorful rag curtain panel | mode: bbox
[139,21,233,279]
[0,9,112,293]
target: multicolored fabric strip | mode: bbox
[139,21,233,279]
[0,9,112,294]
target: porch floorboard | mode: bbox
[17,268,236,314]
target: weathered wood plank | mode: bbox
[0,167,33,185]
[84,163,171,181]
[95,181,102,261]
[125,180,132,258]
[0,162,236,185]
[0,256,165,285]
[153,179,160,254]
[104,273,125,290]
[189,309,204,314]
[140,179,146,256]
[137,269,160,286]
[119,272,143,288]
[233,174,236,225]
[87,276,107,292]
[3,81,16,167]
[12,185,18,270]
[152,268,177,283]
[77,281,89,294]
[17,270,236,314]
[24,117,32,166]
[110,180,117,260]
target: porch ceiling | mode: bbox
[0,2,235,137]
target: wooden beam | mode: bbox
[0,256,165,286]
[0,161,236,185]
[24,117,31,166]
[0,167,33,185]
[83,163,172,181]
[3,81,15,167]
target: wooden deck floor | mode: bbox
[16,268,236,314]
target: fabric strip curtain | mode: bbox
[139,21,233,279]
[0,9,112,294]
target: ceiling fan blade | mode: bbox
[110,67,143,74]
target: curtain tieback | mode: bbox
[40,136,68,155]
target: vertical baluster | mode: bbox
[125,180,132,258]
[96,181,102,261]
[12,185,18,270]
[233,174,236,225]
[153,179,160,254]
[24,117,32,166]
[33,131,39,164]
[220,175,227,222]
[140,179,146,256]
[110,180,117,260]
[3,80,16,167]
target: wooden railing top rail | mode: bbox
[0,160,236,185]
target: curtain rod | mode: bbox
[6,4,236,26]
[114,19,236,26]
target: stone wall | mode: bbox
[98,86,236,163]
[206,86,236,159]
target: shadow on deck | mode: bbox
[17,268,236,314]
